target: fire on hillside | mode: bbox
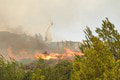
[34,48,84,60]
[3,48,83,61]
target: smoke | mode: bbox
[0,0,49,35]
[0,25,26,34]
[0,0,120,41]
[0,0,74,35]
[45,22,53,43]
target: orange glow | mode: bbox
[7,48,34,61]
[5,48,83,61]
[7,48,18,60]
[34,48,84,60]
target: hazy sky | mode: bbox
[0,0,120,41]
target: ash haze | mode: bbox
[0,0,120,41]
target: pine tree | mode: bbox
[96,18,120,60]
[71,18,120,80]
[72,37,120,80]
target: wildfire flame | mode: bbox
[4,48,83,61]
[6,48,34,61]
[34,48,84,60]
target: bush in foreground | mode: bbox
[71,18,120,80]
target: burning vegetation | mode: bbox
[34,48,83,60]
[0,19,119,80]
[0,24,81,62]
[3,48,83,61]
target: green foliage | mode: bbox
[72,18,120,80]
[0,57,25,80]
[0,57,45,80]
[0,56,72,80]
[32,68,44,80]
[96,18,120,60]
[0,18,120,80]
[23,71,32,80]
[72,37,119,80]
[52,60,72,80]
[45,60,72,80]
[36,60,72,80]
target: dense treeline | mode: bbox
[0,18,120,80]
